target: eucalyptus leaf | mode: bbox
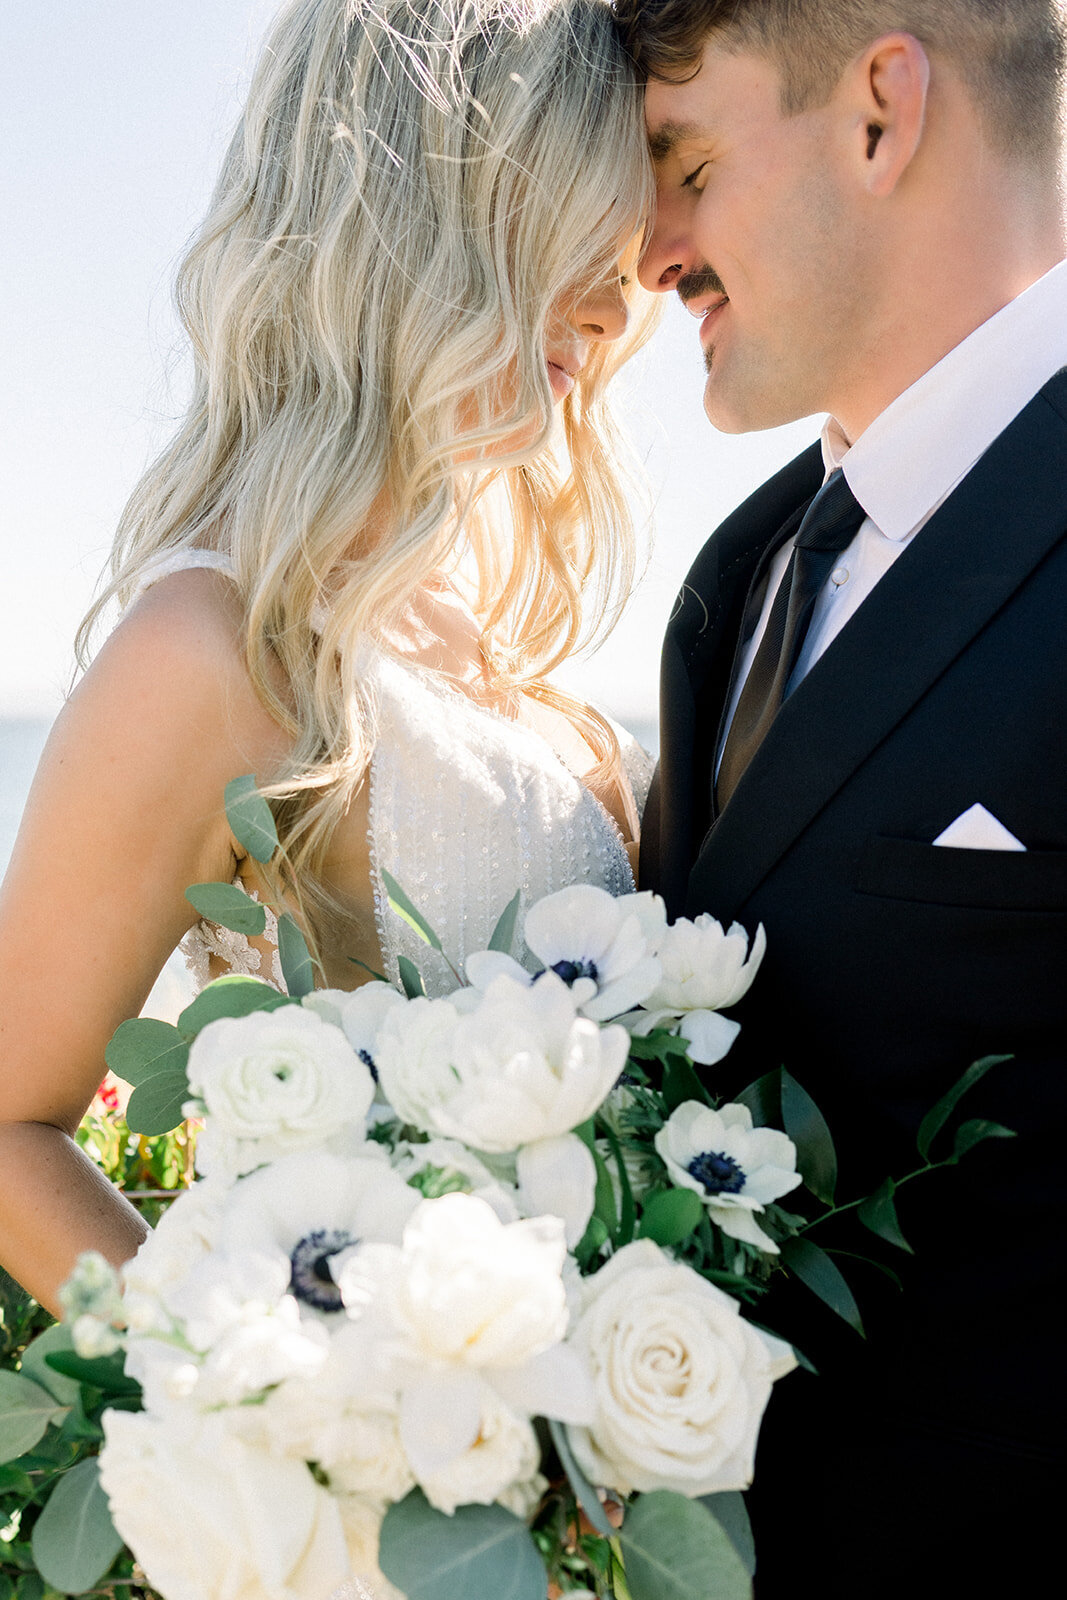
[857,1178,913,1253]
[735,1069,781,1129]
[398,955,425,999]
[950,1118,1017,1162]
[780,1237,865,1336]
[104,1018,189,1089]
[382,870,444,953]
[125,1071,192,1136]
[488,889,522,955]
[638,1186,705,1247]
[379,1489,546,1600]
[781,1069,837,1205]
[619,1490,752,1600]
[547,1418,614,1539]
[178,974,293,1035]
[0,1372,68,1465]
[224,773,279,862]
[697,1492,756,1577]
[348,956,389,983]
[916,1054,1012,1160]
[184,880,267,938]
[31,1457,124,1593]
[277,912,315,997]
[19,1324,81,1407]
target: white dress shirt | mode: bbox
[718,258,1067,761]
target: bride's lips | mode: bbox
[546,359,578,401]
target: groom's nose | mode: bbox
[638,187,695,292]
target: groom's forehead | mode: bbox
[647,121,701,162]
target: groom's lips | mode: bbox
[697,295,730,347]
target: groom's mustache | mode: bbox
[676,263,728,305]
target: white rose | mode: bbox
[377,972,628,1153]
[99,1410,351,1600]
[187,1007,375,1183]
[654,1101,802,1254]
[567,1239,796,1498]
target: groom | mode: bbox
[615,0,1066,1593]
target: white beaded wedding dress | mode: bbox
[135,551,652,1599]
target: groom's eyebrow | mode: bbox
[647,121,700,163]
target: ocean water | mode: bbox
[0,718,53,878]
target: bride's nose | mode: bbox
[575,276,630,343]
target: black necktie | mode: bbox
[716,469,867,810]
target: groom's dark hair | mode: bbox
[612,0,1066,163]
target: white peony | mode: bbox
[417,1387,541,1515]
[376,971,628,1153]
[654,1101,802,1255]
[566,1240,796,1498]
[187,1006,375,1183]
[632,917,767,1065]
[99,1409,351,1600]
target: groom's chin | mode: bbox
[701,369,816,436]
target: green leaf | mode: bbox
[602,1123,636,1247]
[382,870,444,953]
[277,912,315,998]
[591,1144,618,1238]
[398,955,425,999]
[781,1069,837,1206]
[575,1214,610,1264]
[547,1419,614,1539]
[735,1069,781,1129]
[0,1372,68,1465]
[184,880,267,937]
[697,1492,756,1577]
[857,1178,913,1254]
[125,1071,191,1136]
[15,1577,44,1600]
[638,1187,705,1248]
[348,956,389,983]
[662,1055,712,1113]
[488,890,522,955]
[224,773,279,863]
[0,1461,34,1496]
[19,1324,81,1407]
[780,1237,865,1337]
[104,1017,189,1089]
[949,1118,1017,1163]
[178,973,293,1035]
[916,1054,1012,1160]
[379,1489,546,1600]
[619,1490,752,1600]
[44,1350,140,1401]
[31,1457,124,1593]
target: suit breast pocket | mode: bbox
[853,835,1067,911]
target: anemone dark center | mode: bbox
[533,957,599,986]
[358,1047,379,1083]
[289,1228,357,1311]
[687,1150,746,1197]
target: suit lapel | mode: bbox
[688,376,1067,921]
[646,443,823,913]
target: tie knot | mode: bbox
[793,469,866,554]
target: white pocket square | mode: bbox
[933,803,1026,852]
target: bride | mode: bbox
[0,0,657,1317]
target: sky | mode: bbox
[1,0,818,726]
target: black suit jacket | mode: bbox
[642,372,1067,1590]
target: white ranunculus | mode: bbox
[516,1133,596,1248]
[99,1409,351,1600]
[417,1387,541,1515]
[566,1239,796,1498]
[336,1194,593,1480]
[187,1007,375,1183]
[654,1101,802,1254]
[376,972,628,1153]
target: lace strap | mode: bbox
[128,549,237,605]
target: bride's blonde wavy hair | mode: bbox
[78,0,658,944]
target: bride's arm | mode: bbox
[0,570,290,1315]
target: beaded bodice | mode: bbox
[134,552,652,996]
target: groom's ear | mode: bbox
[844,32,930,198]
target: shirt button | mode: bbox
[830,565,849,587]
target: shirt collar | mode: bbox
[820,257,1067,542]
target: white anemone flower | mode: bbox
[335,1193,594,1483]
[376,971,628,1153]
[654,1101,802,1254]
[627,917,767,1065]
[515,1132,597,1249]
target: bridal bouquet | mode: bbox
[0,780,1012,1600]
